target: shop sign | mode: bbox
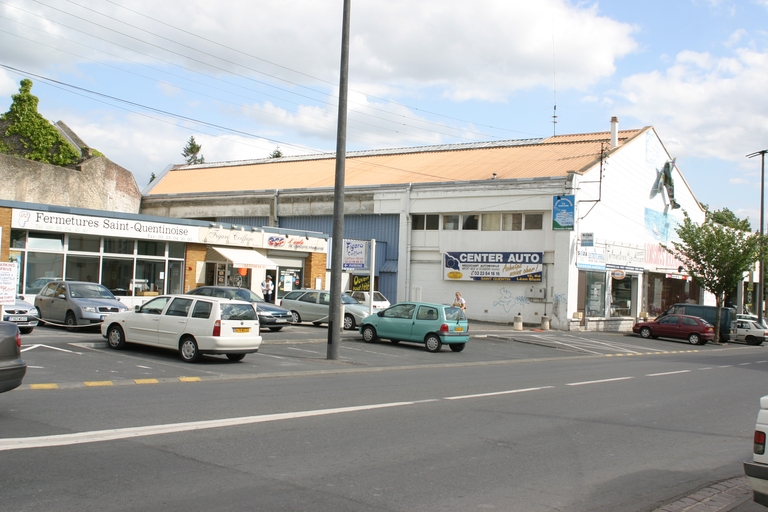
[351,275,370,291]
[581,233,594,247]
[610,269,626,280]
[343,240,367,270]
[443,252,542,282]
[577,247,606,271]
[552,195,575,231]
[605,243,644,271]
[13,209,199,242]
[0,261,16,305]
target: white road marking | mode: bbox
[445,386,554,400]
[21,344,81,354]
[646,370,691,376]
[566,377,634,386]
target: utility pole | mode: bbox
[747,149,767,325]
[327,0,351,360]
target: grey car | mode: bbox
[34,280,128,328]
[3,297,39,334]
[280,289,371,330]
[0,322,26,393]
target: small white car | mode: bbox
[744,395,768,506]
[348,290,391,311]
[733,318,767,346]
[101,295,262,363]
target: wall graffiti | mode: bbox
[552,293,567,320]
[493,287,529,313]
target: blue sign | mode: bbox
[552,195,575,231]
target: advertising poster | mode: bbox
[552,195,575,231]
[0,261,18,305]
[443,252,543,282]
[343,240,367,270]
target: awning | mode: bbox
[209,247,278,269]
[380,259,399,273]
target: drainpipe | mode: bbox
[273,189,279,227]
[405,183,412,300]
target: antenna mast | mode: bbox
[551,17,557,136]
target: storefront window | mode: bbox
[104,238,134,255]
[646,274,701,316]
[585,271,605,317]
[168,242,185,259]
[102,258,135,296]
[66,255,100,283]
[11,230,26,249]
[136,259,165,295]
[168,261,183,294]
[610,276,633,317]
[28,232,63,251]
[138,240,165,257]
[278,268,303,298]
[69,234,100,252]
[10,251,23,294]
[25,252,64,294]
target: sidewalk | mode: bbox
[653,476,755,512]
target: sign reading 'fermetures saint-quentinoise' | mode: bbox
[443,252,542,282]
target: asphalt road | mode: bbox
[2,323,766,511]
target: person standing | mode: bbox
[261,275,274,303]
[452,291,466,310]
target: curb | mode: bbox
[653,476,753,512]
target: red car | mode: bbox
[632,314,715,345]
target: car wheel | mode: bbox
[639,327,652,338]
[746,335,762,346]
[20,327,33,335]
[450,343,466,352]
[343,314,355,330]
[65,311,77,330]
[291,311,301,324]
[688,333,700,345]
[107,325,126,349]
[425,334,443,353]
[179,336,201,363]
[362,325,377,343]
[268,326,284,332]
[226,353,246,361]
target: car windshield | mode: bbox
[341,293,358,304]
[444,306,466,321]
[230,288,264,303]
[69,283,116,299]
[373,292,387,302]
[220,303,257,320]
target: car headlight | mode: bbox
[260,311,273,317]
[30,307,39,315]
[81,306,97,313]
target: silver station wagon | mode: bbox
[280,289,371,330]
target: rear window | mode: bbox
[444,306,466,321]
[220,303,257,321]
[283,291,304,300]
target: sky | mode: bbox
[0,0,767,227]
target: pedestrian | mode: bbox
[453,291,466,310]
[261,275,274,302]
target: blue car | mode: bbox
[359,301,469,353]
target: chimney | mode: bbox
[610,116,619,148]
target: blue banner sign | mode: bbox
[552,195,575,231]
[444,252,543,282]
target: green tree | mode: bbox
[269,146,283,158]
[702,204,752,231]
[662,211,762,343]
[181,136,204,164]
[0,79,80,166]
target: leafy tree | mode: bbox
[662,211,762,343]
[269,146,283,158]
[0,79,80,166]
[702,204,752,231]
[181,136,204,164]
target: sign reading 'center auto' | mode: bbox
[443,252,542,282]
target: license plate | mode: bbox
[454,326,464,332]
[234,327,250,333]
[275,319,287,323]
[8,316,26,322]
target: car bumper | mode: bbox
[3,316,39,328]
[439,332,470,343]
[0,360,27,393]
[258,316,291,326]
[744,460,768,506]
[195,335,263,354]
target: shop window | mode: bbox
[138,240,165,257]
[69,234,100,252]
[524,213,543,230]
[442,214,460,230]
[136,259,165,295]
[104,238,134,255]
[27,232,63,251]
[66,256,100,283]
[11,230,26,249]
[585,271,605,317]
[168,261,183,295]
[502,213,523,231]
[102,258,135,296]
[610,277,633,317]
[168,242,185,259]
[24,253,63,294]
[481,213,501,231]
[462,215,479,230]
[278,268,303,298]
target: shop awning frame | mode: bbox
[209,247,278,269]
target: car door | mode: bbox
[296,291,320,321]
[376,303,416,340]
[48,283,70,323]
[35,283,57,320]
[127,296,170,344]
[656,315,681,338]
[157,297,193,346]
[410,305,439,342]
[734,320,750,342]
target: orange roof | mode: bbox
[147,128,645,195]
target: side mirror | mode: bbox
[377,311,384,317]
[57,294,66,300]
[134,305,141,312]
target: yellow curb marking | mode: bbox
[134,379,159,384]
[178,377,201,382]
[30,383,59,390]
[84,381,114,387]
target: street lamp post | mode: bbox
[747,150,767,325]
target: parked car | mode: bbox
[35,280,128,328]
[24,276,61,296]
[657,303,735,342]
[280,289,370,330]
[101,295,262,363]
[359,301,469,353]
[632,314,715,345]
[3,297,39,334]
[744,394,768,506]
[733,318,768,346]
[347,290,391,311]
[187,286,292,332]
[0,322,26,393]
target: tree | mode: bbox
[181,136,204,165]
[269,146,283,158]
[702,204,752,231]
[662,211,762,343]
[0,79,80,166]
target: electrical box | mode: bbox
[524,286,546,300]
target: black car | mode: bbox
[0,321,26,394]
[187,286,292,331]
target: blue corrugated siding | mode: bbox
[217,216,270,227]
